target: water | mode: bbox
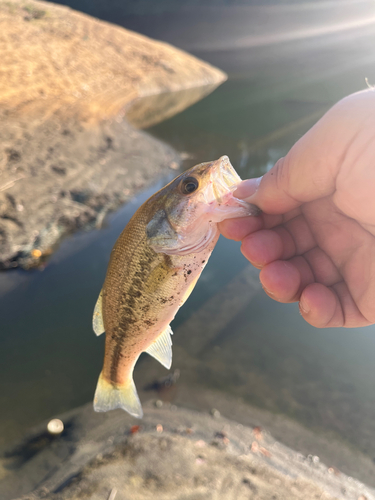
[2,0,375,485]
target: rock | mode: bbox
[0,0,227,269]
[0,0,226,121]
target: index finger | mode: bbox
[218,211,285,241]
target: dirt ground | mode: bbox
[0,0,226,269]
[0,113,181,269]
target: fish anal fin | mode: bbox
[93,290,105,336]
[93,372,143,418]
[145,325,173,369]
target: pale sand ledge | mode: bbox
[0,0,226,120]
[1,402,374,500]
[0,0,226,269]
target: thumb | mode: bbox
[237,90,375,215]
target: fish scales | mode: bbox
[102,202,210,385]
[92,156,260,417]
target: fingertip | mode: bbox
[218,215,263,241]
[234,177,262,199]
[259,260,301,302]
[241,230,283,267]
[299,283,340,328]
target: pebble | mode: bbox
[195,440,206,448]
[47,418,64,435]
[31,249,42,259]
[210,408,220,419]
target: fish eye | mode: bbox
[181,176,199,195]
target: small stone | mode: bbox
[180,152,193,160]
[195,440,206,448]
[251,441,259,453]
[328,466,340,476]
[31,249,42,258]
[47,418,64,435]
[155,399,163,408]
[39,486,50,498]
[130,475,143,487]
[253,426,263,440]
[108,487,117,500]
[170,161,179,170]
[259,446,271,458]
[156,424,163,433]
[210,408,220,419]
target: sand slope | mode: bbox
[2,402,374,500]
[0,0,226,120]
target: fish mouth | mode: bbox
[209,155,261,217]
[218,155,242,190]
[211,155,242,201]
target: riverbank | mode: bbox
[0,0,226,269]
[1,401,374,500]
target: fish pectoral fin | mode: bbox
[93,290,105,336]
[93,372,143,418]
[145,325,173,370]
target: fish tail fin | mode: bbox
[93,372,143,418]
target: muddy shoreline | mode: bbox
[0,114,180,270]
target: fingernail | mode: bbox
[234,176,262,200]
[299,299,310,315]
[262,285,275,298]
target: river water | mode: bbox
[2,0,375,486]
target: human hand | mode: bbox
[219,90,375,328]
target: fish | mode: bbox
[92,155,260,418]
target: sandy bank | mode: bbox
[0,0,226,120]
[1,402,374,500]
[0,0,226,269]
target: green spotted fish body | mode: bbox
[93,156,260,417]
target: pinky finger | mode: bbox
[299,282,370,328]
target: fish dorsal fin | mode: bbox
[145,325,173,369]
[93,290,105,336]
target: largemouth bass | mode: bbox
[93,156,259,417]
